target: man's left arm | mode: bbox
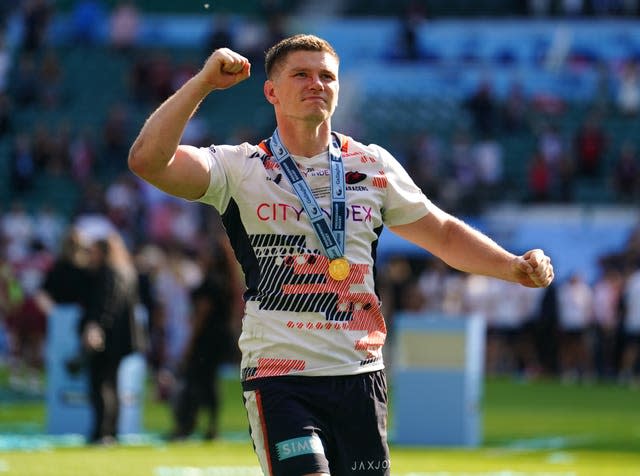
[388,205,554,288]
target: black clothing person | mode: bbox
[170,239,240,440]
[79,234,143,444]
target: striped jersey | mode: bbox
[196,134,432,380]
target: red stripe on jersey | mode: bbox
[256,358,306,377]
[281,254,387,356]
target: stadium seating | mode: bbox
[6,13,640,216]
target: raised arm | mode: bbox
[128,48,251,200]
[389,205,554,288]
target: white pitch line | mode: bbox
[153,467,263,476]
[400,472,577,476]
[153,469,578,476]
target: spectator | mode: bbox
[1,201,34,263]
[33,204,66,253]
[46,121,72,175]
[153,243,202,399]
[106,176,142,245]
[473,136,504,202]
[147,52,174,104]
[32,122,53,171]
[536,282,560,376]
[128,53,152,104]
[616,60,640,116]
[133,244,164,382]
[10,133,36,194]
[0,93,11,139]
[69,128,97,182]
[447,129,478,213]
[5,239,53,393]
[204,15,235,55]
[392,4,424,61]
[527,149,553,202]
[592,260,624,380]
[79,232,145,444]
[39,50,65,109]
[0,36,11,94]
[501,81,530,134]
[611,140,639,201]
[101,103,132,177]
[619,258,640,385]
[404,132,443,200]
[109,0,140,53]
[34,227,90,316]
[484,279,542,376]
[0,250,24,390]
[21,0,53,53]
[416,258,450,314]
[557,273,594,382]
[574,113,607,177]
[169,236,241,440]
[11,55,39,108]
[0,245,23,327]
[464,80,499,137]
[537,122,565,172]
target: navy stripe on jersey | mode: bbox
[371,224,383,300]
[248,234,354,321]
[222,199,261,299]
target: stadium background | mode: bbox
[0,1,640,473]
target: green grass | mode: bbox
[1,376,639,475]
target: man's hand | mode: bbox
[83,322,105,352]
[198,48,251,91]
[511,249,554,288]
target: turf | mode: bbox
[0,376,639,475]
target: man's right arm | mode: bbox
[128,48,251,200]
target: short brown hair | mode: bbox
[264,34,339,78]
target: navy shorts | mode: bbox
[242,370,391,476]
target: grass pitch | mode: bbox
[1,376,639,475]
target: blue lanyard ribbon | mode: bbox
[269,128,346,259]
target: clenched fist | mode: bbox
[198,48,251,91]
[511,249,554,288]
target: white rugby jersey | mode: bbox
[196,134,432,380]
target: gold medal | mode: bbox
[329,257,350,281]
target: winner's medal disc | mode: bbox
[329,257,350,281]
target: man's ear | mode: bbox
[264,79,278,105]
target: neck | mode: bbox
[275,119,331,158]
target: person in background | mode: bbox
[35,227,91,316]
[557,272,594,382]
[79,232,144,444]
[619,258,640,385]
[169,236,242,440]
[128,34,554,476]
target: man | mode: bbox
[129,34,554,476]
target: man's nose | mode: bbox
[309,74,323,89]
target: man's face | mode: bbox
[265,50,339,124]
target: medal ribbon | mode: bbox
[269,128,346,260]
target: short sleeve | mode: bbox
[371,144,432,227]
[196,143,252,212]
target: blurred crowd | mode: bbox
[380,223,640,385]
[1,0,640,417]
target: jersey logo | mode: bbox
[346,171,367,184]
